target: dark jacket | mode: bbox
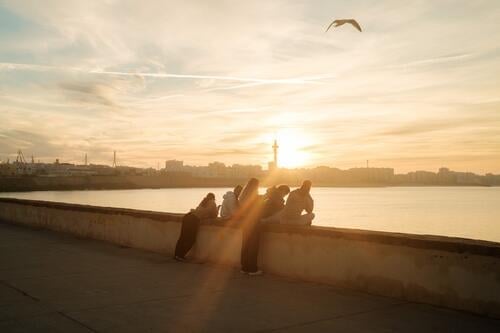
[282,189,314,219]
[262,190,285,218]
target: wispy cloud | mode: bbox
[1,1,500,172]
[0,62,318,85]
[389,53,475,69]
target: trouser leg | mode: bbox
[246,224,261,272]
[175,213,200,258]
[241,226,249,270]
[262,210,282,224]
[241,223,261,272]
[299,213,315,225]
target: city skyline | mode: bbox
[2,146,499,178]
[1,1,500,173]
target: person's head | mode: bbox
[265,186,276,197]
[239,178,259,202]
[276,184,291,197]
[233,185,243,198]
[199,192,216,207]
[299,180,312,195]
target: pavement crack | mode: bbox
[0,280,40,302]
[259,301,410,332]
[57,311,100,333]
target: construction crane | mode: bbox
[15,149,28,175]
[16,149,27,164]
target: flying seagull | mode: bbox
[326,19,362,32]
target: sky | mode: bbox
[1,0,499,173]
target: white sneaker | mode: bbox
[247,270,263,276]
[174,256,186,262]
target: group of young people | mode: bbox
[174,179,315,275]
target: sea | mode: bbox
[1,187,499,243]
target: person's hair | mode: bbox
[233,185,243,198]
[265,186,276,197]
[300,180,312,194]
[238,178,259,203]
[277,184,291,196]
[199,192,215,208]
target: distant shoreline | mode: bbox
[0,174,496,193]
[0,183,495,193]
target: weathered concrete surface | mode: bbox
[1,198,500,319]
[1,222,499,333]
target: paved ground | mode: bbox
[0,222,499,333]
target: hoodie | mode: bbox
[220,191,238,218]
[262,190,286,218]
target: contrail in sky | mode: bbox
[0,62,318,85]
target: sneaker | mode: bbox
[174,255,186,262]
[247,270,263,276]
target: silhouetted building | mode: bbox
[165,160,184,172]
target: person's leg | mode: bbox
[240,225,249,271]
[298,213,315,226]
[263,210,282,224]
[279,214,289,224]
[280,215,299,225]
[183,215,200,256]
[245,223,262,273]
[175,213,199,258]
[174,214,190,257]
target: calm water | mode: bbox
[1,187,499,243]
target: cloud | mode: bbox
[0,62,319,87]
[378,117,498,137]
[59,81,118,108]
[1,1,500,172]
[388,53,475,69]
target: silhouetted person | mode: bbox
[174,192,218,261]
[220,185,243,219]
[261,185,291,224]
[281,180,315,225]
[237,178,265,275]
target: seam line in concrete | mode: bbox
[57,311,100,333]
[0,280,40,302]
[259,301,410,332]
[63,286,244,315]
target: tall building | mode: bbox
[273,139,279,167]
[165,160,184,172]
[269,139,279,171]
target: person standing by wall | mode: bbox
[237,178,265,275]
[174,193,218,261]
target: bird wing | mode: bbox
[348,19,362,32]
[325,20,338,32]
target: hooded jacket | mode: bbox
[220,191,239,218]
[262,190,286,218]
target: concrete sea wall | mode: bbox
[0,198,499,318]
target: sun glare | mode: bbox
[274,130,313,169]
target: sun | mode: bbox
[274,130,313,169]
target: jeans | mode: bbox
[174,212,200,258]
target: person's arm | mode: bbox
[304,194,314,213]
[208,201,219,218]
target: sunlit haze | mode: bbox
[1,1,500,173]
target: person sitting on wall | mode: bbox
[220,185,243,219]
[280,180,315,226]
[261,185,291,224]
[174,192,218,262]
